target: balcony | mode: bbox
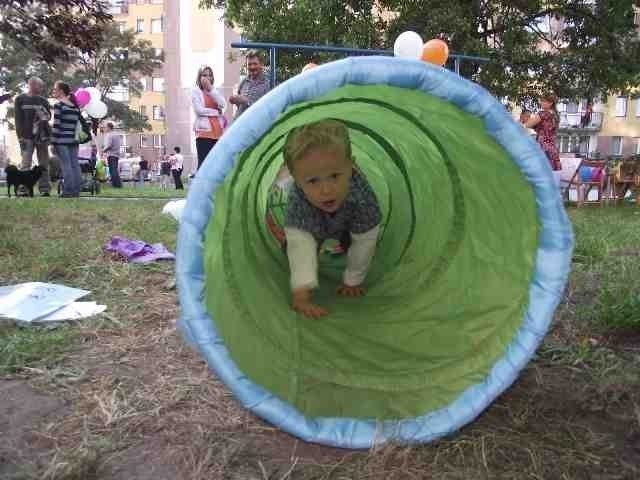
[558,111,603,131]
[107,1,128,15]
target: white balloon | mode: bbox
[393,31,424,59]
[86,100,108,119]
[84,87,101,102]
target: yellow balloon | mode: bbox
[421,39,449,66]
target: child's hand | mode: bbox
[292,288,328,319]
[336,285,366,297]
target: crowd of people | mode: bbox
[4,50,272,197]
[5,50,564,197]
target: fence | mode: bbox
[230,41,489,88]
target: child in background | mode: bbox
[283,119,382,318]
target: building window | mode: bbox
[107,84,129,102]
[615,97,627,117]
[139,105,147,117]
[636,98,640,117]
[154,48,163,59]
[151,18,163,34]
[137,0,146,5]
[153,134,165,147]
[565,101,579,114]
[117,22,127,33]
[140,134,152,148]
[612,136,623,156]
[152,105,165,120]
[635,138,640,155]
[151,0,163,4]
[136,18,144,33]
[152,77,164,92]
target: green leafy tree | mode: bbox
[380,0,640,104]
[202,0,640,104]
[200,0,384,81]
[0,0,111,63]
[1,24,160,131]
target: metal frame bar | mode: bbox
[231,41,489,88]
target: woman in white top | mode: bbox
[191,65,226,170]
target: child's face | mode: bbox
[291,147,353,213]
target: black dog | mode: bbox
[5,165,45,197]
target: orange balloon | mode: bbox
[421,39,449,66]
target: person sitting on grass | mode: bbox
[283,119,382,319]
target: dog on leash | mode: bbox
[4,165,45,197]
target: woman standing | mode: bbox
[191,65,226,170]
[522,94,562,185]
[51,81,83,197]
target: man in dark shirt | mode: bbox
[14,77,52,195]
[138,157,149,187]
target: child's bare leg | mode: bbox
[292,288,328,318]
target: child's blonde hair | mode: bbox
[283,119,352,172]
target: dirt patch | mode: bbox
[0,380,68,477]
[100,437,180,480]
[605,328,640,349]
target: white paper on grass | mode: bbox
[0,282,90,322]
[35,301,107,322]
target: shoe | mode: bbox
[41,192,50,197]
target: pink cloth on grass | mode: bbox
[104,235,175,263]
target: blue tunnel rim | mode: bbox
[176,56,574,449]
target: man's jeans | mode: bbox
[136,169,148,188]
[20,139,50,194]
[107,156,122,188]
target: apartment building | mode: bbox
[109,0,166,169]
[548,6,640,159]
[107,0,242,173]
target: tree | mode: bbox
[0,0,111,63]
[202,0,640,104]
[379,0,640,105]
[1,24,160,131]
[200,0,384,81]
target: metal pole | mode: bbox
[454,57,461,75]
[269,47,277,89]
[230,41,490,64]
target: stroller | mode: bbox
[57,155,101,196]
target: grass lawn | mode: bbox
[99,183,187,199]
[0,180,187,199]
[0,198,639,479]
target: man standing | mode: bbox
[229,51,271,119]
[170,146,184,190]
[102,122,122,188]
[137,156,149,188]
[14,77,52,196]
